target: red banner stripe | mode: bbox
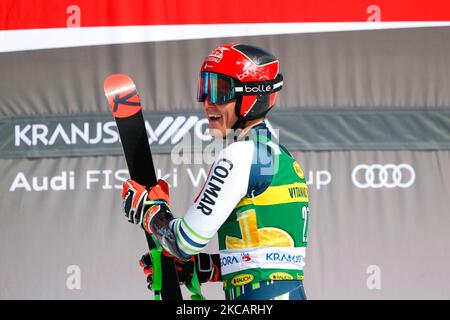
[1,0,450,31]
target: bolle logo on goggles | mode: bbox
[231,274,254,286]
[235,76,282,95]
[243,84,272,94]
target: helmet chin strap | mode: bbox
[230,97,246,131]
[230,96,271,137]
[229,118,246,142]
[231,117,247,131]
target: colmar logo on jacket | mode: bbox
[196,158,234,215]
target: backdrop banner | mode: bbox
[1,150,449,299]
[2,109,450,158]
[1,11,450,299]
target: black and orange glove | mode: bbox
[139,251,221,290]
[122,179,170,232]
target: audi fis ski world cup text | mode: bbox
[8,164,414,192]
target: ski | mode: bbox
[103,74,183,300]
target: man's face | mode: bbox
[203,98,238,138]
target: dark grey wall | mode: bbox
[1,27,450,118]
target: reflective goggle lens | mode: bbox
[197,72,235,104]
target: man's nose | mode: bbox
[203,96,216,108]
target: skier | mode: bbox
[122,43,310,300]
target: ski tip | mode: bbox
[103,74,142,118]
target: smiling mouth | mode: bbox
[208,114,222,120]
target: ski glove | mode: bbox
[139,251,221,290]
[122,179,170,231]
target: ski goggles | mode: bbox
[197,71,283,105]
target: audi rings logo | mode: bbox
[352,164,415,189]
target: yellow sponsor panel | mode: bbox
[269,272,294,281]
[236,182,308,208]
[293,161,304,179]
[231,274,254,286]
